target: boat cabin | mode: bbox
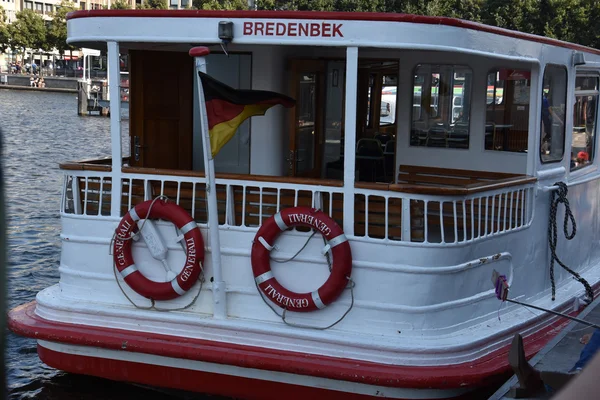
[62,11,600,248]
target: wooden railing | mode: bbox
[60,162,536,245]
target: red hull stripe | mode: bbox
[37,344,429,400]
[65,10,600,56]
[8,300,575,389]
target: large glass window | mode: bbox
[410,64,473,149]
[485,69,531,152]
[540,65,568,163]
[571,75,598,170]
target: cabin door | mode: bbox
[129,50,193,170]
[288,60,326,177]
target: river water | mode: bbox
[1,89,209,400]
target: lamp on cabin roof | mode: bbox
[218,21,234,55]
[572,51,586,67]
[219,21,234,43]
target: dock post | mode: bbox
[77,81,88,116]
[101,80,109,116]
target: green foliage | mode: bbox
[538,0,589,43]
[138,0,169,9]
[47,1,78,55]
[0,6,9,52]
[192,0,249,9]
[110,0,133,9]
[581,0,600,48]
[8,9,48,53]
[481,0,540,34]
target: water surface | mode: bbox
[1,89,198,399]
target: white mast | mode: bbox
[189,47,227,319]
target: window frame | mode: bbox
[484,67,532,153]
[539,63,568,164]
[409,63,473,149]
[570,73,599,173]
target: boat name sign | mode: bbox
[243,22,344,38]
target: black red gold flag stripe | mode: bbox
[199,71,296,157]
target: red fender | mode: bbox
[251,206,352,312]
[113,200,204,301]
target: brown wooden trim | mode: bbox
[389,175,536,195]
[59,162,112,172]
[121,166,344,187]
[398,165,520,179]
[59,157,131,172]
[355,182,390,191]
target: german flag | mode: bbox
[199,72,296,157]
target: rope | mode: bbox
[109,195,204,311]
[269,231,316,263]
[548,182,593,302]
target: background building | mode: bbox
[2,0,20,23]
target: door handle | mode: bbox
[133,136,146,162]
[286,150,294,171]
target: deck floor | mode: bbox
[489,297,600,400]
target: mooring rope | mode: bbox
[548,182,593,302]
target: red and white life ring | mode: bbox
[113,199,204,301]
[251,206,352,312]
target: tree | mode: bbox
[481,0,541,35]
[8,9,48,64]
[581,0,600,48]
[47,1,78,57]
[138,0,169,9]
[110,0,133,9]
[0,6,9,53]
[537,0,589,44]
[192,0,248,9]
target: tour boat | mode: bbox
[8,9,600,400]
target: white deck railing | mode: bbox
[61,169,535,246]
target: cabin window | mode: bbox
[571,75,599,170]
[364,71,398,132]
[485,69,531,152]
[410,64,473,149]
[540,65,568,163]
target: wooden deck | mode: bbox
[488,296,600,400]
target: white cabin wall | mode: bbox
[395,51,534,175]
[249,46,288,176]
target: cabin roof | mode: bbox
[67,9,600,56]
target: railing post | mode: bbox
[107,41,122,217]
[402,198,411,241]
[343,47,358,235]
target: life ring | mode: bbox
[113,199,204,301]
[251,206,352,312]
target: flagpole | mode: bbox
[190,47,227,319]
